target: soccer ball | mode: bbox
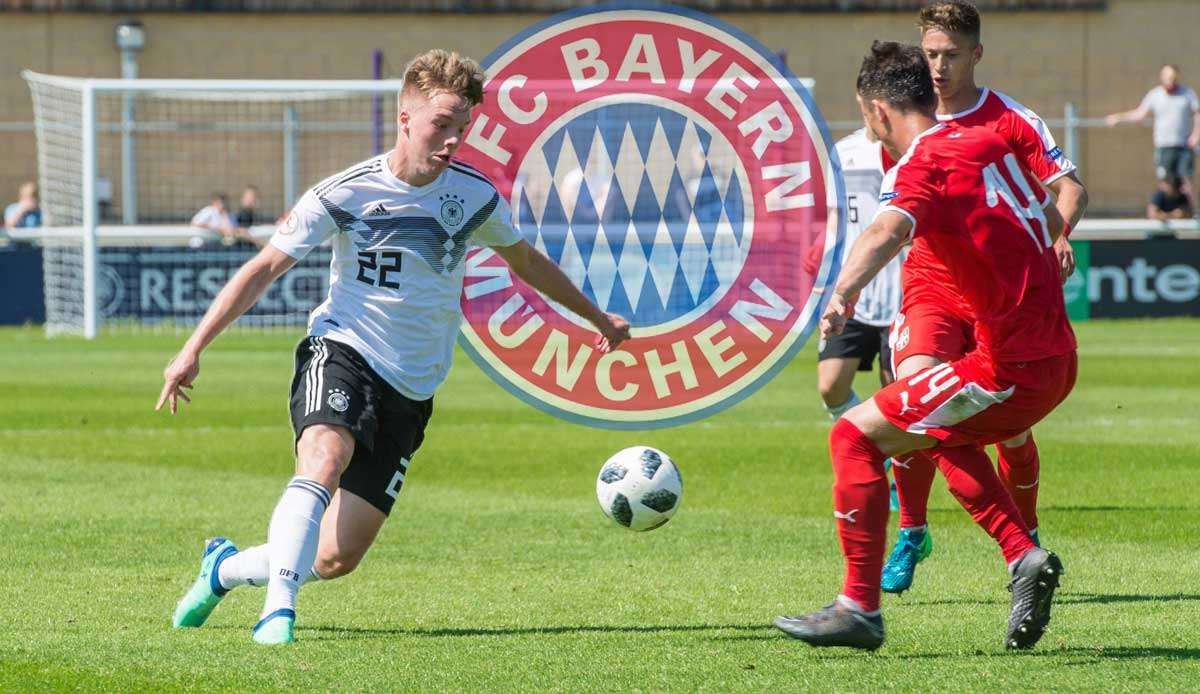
[596,446,682,531]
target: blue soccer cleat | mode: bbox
[172,536,238,628]
[880,527,933,595]
[252,609,296,645]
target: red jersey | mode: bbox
[896,88,1076,319]
[876,124,1076,362]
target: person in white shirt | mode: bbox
[189,193,238,243]
[1106,64,1200,199]
[159,49,630,645]
[817,129,903,419]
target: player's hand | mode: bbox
[1189,132,1200,150]
[593,312,631,353]
[1104,114,1120,127]
[157,349,200,414]
[1053,235,1076,284]
[820,293,854,338]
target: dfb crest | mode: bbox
[457,4,845,429]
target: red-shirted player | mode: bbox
[880,0,1090,595]
[774,41,1076,652]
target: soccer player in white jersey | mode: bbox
[817,127,904,509]
[158,50,630,645]
[879,0,1090,596]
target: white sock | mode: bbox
[824,390,861,420]
[218,544,270,590]
[837,594,880,617]
[261,476,331,620]
[218,544,324,591]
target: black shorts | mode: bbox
[1155,146,1195,180]
[289,336,433,515]
[817,318,892,373]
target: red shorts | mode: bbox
[888,300,975,372]
[873,350,1078,447]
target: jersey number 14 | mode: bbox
[982,153,1052,251]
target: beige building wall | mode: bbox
[1,1,1196,218]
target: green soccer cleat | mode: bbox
[880,527,933,595]
[172,537,238,629]
[252,609,296,645]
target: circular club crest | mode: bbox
[327,388,350,413]
[440,194,466,227]
[457,4,844,429]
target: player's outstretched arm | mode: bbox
[493,240,630,353]
[1104,104,1150,126]
[821,211,911,338]
[156,245,298,413]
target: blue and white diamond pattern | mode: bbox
[514,102,750,328]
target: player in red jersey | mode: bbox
[879,0,1091,594]
[773,42,1075,651]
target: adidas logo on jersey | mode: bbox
[366,203,389,217]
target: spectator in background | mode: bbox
[190,190,259,247]
[1106,64,1200,200]
[5,181,42,229]
[233,185,267,247]
[235,185,262,228]
[1148,176,1193,220]
[190,192,240,246]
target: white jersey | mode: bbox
[836,129,904,327]
[271,154,521,400]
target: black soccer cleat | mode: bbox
[1005,547,1064,650]
[773,600,885,651]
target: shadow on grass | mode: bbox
[1059,592,1200,605]
[295,623,776,640]
[900,592,1200,608]
[705,642,1200,660]
[1037,646,1200,661]
[926,505,1191,517]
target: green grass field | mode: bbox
[2,320,1198,691]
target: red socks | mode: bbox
[829,418,889,612]
[890,450,937,528]
[932,445,1036,564]
[828,420,1037,611]
[996,434,1040,531]
[893,436,1042,535]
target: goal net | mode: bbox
[22,72,402,336]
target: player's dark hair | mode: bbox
[856,41,937,115]
[919,0,982,45]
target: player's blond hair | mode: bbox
[400,49,485,108]
[918,0,982,45]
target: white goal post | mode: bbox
[22,72,405,337]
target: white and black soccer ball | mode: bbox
[596,446,682,531]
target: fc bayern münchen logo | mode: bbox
[457,3,844,429]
